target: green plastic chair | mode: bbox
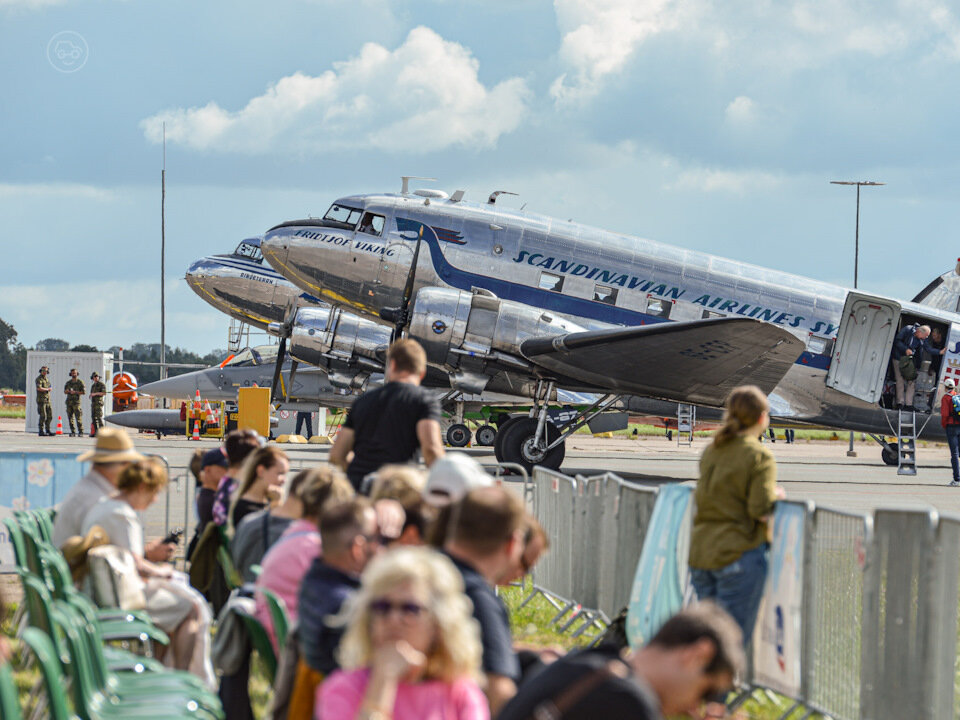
[49,602,220,720]
[260,587,290,652]
[20,628,75,720]
[236,607,278,682]
[1,518,28,575]
[0,659,22,720]
[12,513,44,578]
[28,509,54,544]
[56,601,222,716]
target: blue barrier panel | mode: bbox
[0,452,88,571]
[625,482,693,648]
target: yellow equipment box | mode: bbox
[237,387,271,437]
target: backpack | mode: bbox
[898,355,918,382]
[951,393,960,421]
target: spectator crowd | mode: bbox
[40,339,762,720]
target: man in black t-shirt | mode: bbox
[497,603,744,720]
[330,338,444,491]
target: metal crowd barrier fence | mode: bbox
[805,508,871,720]
[530,468,579,608]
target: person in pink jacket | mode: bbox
[255,465,355,649]
[316,546,489,720]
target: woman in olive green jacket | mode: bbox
[689,385,785,643]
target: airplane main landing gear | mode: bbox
[881,442,899,466]
[493,380,622,474]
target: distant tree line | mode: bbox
[0,317,225,391]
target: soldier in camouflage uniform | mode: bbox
[89,372,107,437]
[35,366,53,436]
[64,369,85,437]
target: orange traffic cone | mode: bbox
[189,419,200,441]
[193,388,202,411]
[55,417,63,436]
[204,401,215,424]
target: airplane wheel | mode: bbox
[881,443,899,466]
[498,417,565,473]
[446,423,471,448]
[475,424,497,447]
[494,416,525,462]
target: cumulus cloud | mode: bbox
[551,0,960,104]
[724,96,757,126]
[666,167,783,195]
[551,0,686,104]
[0,183,116,200]
[141,27,530,155]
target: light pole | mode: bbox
[831,180,885,457]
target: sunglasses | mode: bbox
[370,598,426,620]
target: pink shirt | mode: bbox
[254,519,321,649]
[316,668,489,720]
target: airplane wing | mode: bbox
[520,318,805,406]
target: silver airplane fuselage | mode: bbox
[259,191,960,439]
[185,237,322,330]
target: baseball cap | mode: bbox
[201,448,228,470]
[424,452,493,506]
[945,378,956,389]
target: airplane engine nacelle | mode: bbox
[408,287,584,385]
[287,306,390,370]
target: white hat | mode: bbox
[424,452,493,506]
[945,378,956,389]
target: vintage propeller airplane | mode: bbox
[250,178,960,472]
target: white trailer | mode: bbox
[25,351,114,434]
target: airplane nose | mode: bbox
[260,234,288,270]
[140,368,220,399]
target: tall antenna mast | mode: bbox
[160,123,167,399]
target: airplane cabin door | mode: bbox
[825,292,901,403]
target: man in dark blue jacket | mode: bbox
[891,324,945,409]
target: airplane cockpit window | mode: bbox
[358,212,385,237]
[539,271,564,292]
[223,345,279,367]
[225,348,256,367]
[323,204,364,229]
[594,284,618,305]
[702,310,725,319]
[646,297,672,319]
[234,242,263,263]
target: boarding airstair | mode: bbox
[897,409,917,476]
[677,404,695,446]
[227,319,250,353]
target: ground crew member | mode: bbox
[89,372,107,436]
[941,378,960,487]
[35,366,53,436]
[64,368,85,437]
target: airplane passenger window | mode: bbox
[323,204,363,228]
[594,284,618,305]
[358,212,385,237]
[539,271,564,292]
[646,297,671,319]
[807,335,834,356]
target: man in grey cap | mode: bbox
[51,428,177,562]
[940,378,960,486]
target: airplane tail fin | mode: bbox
[913,259,960,312]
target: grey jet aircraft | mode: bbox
[255,179,960,471]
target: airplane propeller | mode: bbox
[379,224,424,341]
[268,299,300,403]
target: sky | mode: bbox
[3,0,960,355]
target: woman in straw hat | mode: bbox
[83,459,215,687]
